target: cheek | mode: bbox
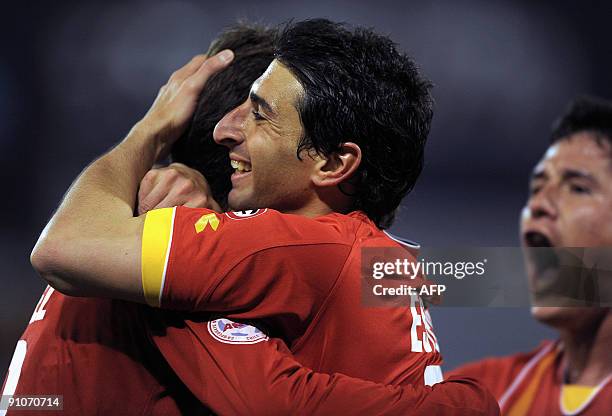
[252,147,298,187]
[563,204,611,245]
[273,158,312,190]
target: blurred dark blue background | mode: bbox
[2,0,611,373]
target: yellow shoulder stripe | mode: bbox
[141,207,175,307]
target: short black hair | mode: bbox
[171,22,277,209]
[551,95,612,151]
[274,19,433,229]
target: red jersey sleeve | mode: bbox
[148,315,499,416]
[211,342,499,416]
[141,207,352,337]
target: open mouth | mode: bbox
[523,231,559,275]
[524,231,552,247]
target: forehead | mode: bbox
[534,132,612,176]
[250,59,304,112]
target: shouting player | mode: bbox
[449,96,612,415]
[20,19,498,414]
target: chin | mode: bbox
[227,191,261,212]
[227,191,248,211]
[531,306,571,324]
[531,306,606,332]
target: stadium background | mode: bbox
[2,0,611,373]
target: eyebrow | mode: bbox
[249,91,276,117]
[530,170,547,181]
[561,169,597,184]
[530,169,597,184]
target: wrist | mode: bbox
[126,121,170,162]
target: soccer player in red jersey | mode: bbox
[3,23,496,415]
[448,97,612,415]
[23,19,498,415]
[0,23,279,416]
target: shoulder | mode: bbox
[175,206,368,246]
[446,340,557,397]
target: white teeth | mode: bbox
[230,159,252,173]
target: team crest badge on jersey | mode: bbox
[207,318,269,344]
[225,209,268,220]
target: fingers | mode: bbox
[155,191,191,211]
[139,50,234,151]
[138,164,221,214]
[138,167,185,214]
[153,182,214,211]
[168,50,233,88]
[180,49,234,94]
[138,170,166,215]
[138,181,173,215]
[168,54,207,84]
[184,196,222,212]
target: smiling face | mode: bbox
[213,60,321,213]
[520,132,612,328]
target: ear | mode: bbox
[311,142,362,187]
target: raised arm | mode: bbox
[30,52,234,302]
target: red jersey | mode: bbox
[141,207,443,386]
[1,286,208,415]
[146,311,499,415]
[448,341,612,415]
[2,290,497,416]
[1,207,499,415]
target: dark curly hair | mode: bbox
[274,19,433,229]
[551,95,612,151]
[171,22,277,209]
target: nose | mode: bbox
[525,186,558,221]
[213,102,249,148]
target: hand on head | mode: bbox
[136,50,234,159]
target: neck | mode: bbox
[306,185,354,217]
[560,311,612,385]
[283,201,335,218]
[276,189,338,218]
[281,185,355,219]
